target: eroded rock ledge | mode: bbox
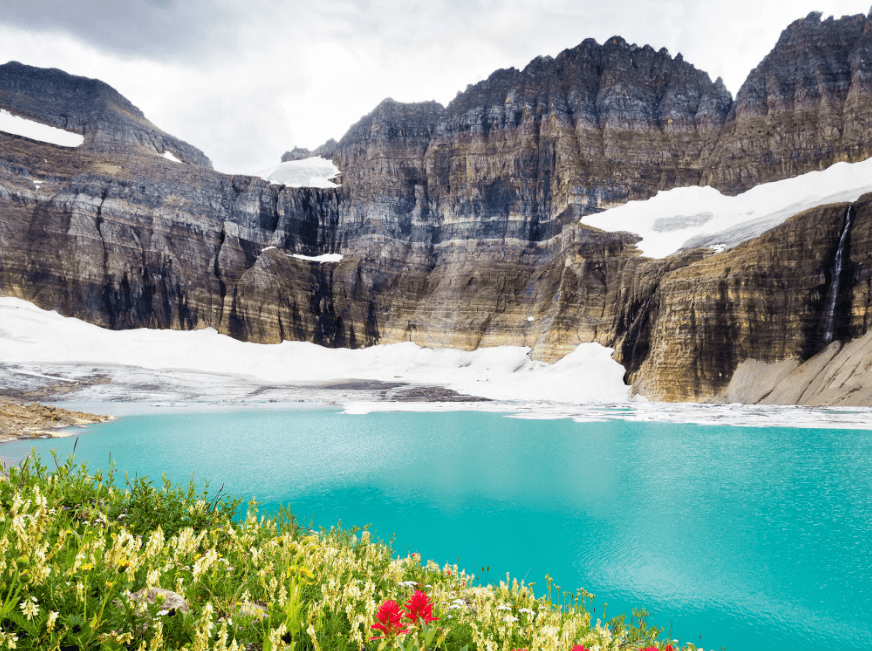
[0,398,110,442]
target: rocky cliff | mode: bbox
[2,11,872,404]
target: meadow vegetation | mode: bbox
[0,453,707,651]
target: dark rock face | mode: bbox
[3,11,872,404]
[0,61,212,167]
[702,12,872,192]
[281,139,339,162]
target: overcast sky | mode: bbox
[1,1,870,174]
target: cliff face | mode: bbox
[620,197,872,401]
[3,11,872,404]
[703,12,872,192]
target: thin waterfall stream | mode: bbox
[822,205,854,344]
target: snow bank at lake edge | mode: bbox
[0,297,632,405]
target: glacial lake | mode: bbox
[3,408,871,651]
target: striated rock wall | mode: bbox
[622,196,872,401]
[702,12,872,192]
[4,11,872,404]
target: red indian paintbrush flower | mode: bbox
[572,646,591,651]
[370,600,410,640]
[404,590,439,626]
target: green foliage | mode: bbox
[0,452,685,651]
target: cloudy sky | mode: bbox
[1,0,870,174]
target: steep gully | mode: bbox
[3,11,872,403]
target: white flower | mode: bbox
[497,605,512,611]
[19,598,38,621]
[503,615,518,623]
[519,608,535,615]
[46,611,59,631]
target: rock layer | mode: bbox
[3,11,872,404]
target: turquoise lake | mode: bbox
[3,408,871,651]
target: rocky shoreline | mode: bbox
[0,397,110,443]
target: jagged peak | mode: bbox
[776,10,866,47]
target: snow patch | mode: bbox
[254,157,340,188]
[582,157,872,258]
[162,151,182,163]
[290,253,343,263]
[0,297,631,405]
[0,109,84,147]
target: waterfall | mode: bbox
[822,206,854,345]
[627,294,654,371]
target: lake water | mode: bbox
[3,408,871,651]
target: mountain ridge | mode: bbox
[2,10,872,404]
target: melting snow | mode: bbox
[254,157,340,188]
[290,253,343,263]
[582,157,872,258]
[0,109,84,147]
[162,151,182,163]
[0,297,630,405]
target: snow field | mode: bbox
[254,156,340,188]
[0,109,84,147]
[582,156,872,258]
[0,298,631,404]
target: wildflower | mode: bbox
[572,647,591,651]
[19,597,38,621]
[370,600,410,640]
[46,611,59,631]
[503,615,519,623]
[404,590,439,626]
[0,628,19,649]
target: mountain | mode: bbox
[0,61,212,167]
[1,10,871,405]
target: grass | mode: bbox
[0,452,706,651]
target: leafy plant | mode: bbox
[0,452,690,651]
